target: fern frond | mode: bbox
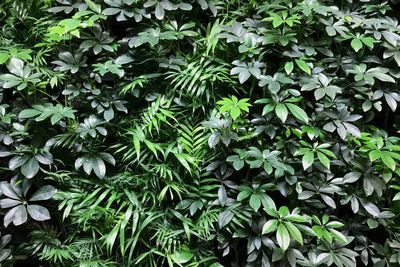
[141,96,177,134]
[166,57,233,101]
[177,120,209,164]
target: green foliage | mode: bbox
[0,178,56,226]
[0,0,400,266]
[217,96,251,120]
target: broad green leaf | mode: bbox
[249,194,261,211]
[237,190,251,201]
[0,183,20,199]
[4,205,27,226]
[0,53,10,64]
[208,132,220,148]
[29,185,57,201]
[284,221,303,245]
[0,199,21,208]
[286,103,309,124]
[329,229,347,243]
[285,214,308,223]
[302,151,314,170]
[284,61,294,74]
[19,109,42,119]
[317,151,330,169]
[369,150,381,161]
[230,106,241,120]
[155,3,165,20]
[7,57,24,77]
[85,0,101,13]
[59,18,81,33]
[295,59,311,75]
[312,225,324,239]
[381,153,396,170]
[92,157,106,178]
[9,156,29,170]
[104,108,114,121]
[27,204,51,221]
[218,210,234,228]
[262,219,278,234]
[275,103,288,123]
[360,199,380,217]
[276,224,290,250]
[372,72,395,83]
[361,37,375,49]
[323,230,333,243]
[172,250,194,264]
[278,206,290,217]
[326,221,344,228]
[265,207,279,217]
[321,194,336,208]
[21,157,40,179]
[351,38,363,52]
[233,158,244,170]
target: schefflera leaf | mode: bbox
[8,151,53,179]
[262,206,309,251]
[0,179,57,227]
[75,152,116,179]
[0,57,42,90]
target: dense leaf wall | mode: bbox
[0,0,400,266]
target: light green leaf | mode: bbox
[302,151,314,170]
[262,219,278,234]
[372,72,395,83]
[381,153,396,171]
[85,0,101,13]
[326,221,344,228]
[312,225,324,239]
[60,18,81,33]
[369,150,381,161]
[285,214,308,223]
[286,103,309,124]
[361,37,375,49]
[172,250,194,264]
[249,194,261,211]
[284,221,303,245]
[329,229,347,243]
[276,224,290,250]
[351,38,363,52]
[317,151,330,169]
[295,59,311,75]
[19,109,42,119]
[284,61,294,74]
[275,103,288,123]
[230,106,241,120]
[0,53,10,65]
